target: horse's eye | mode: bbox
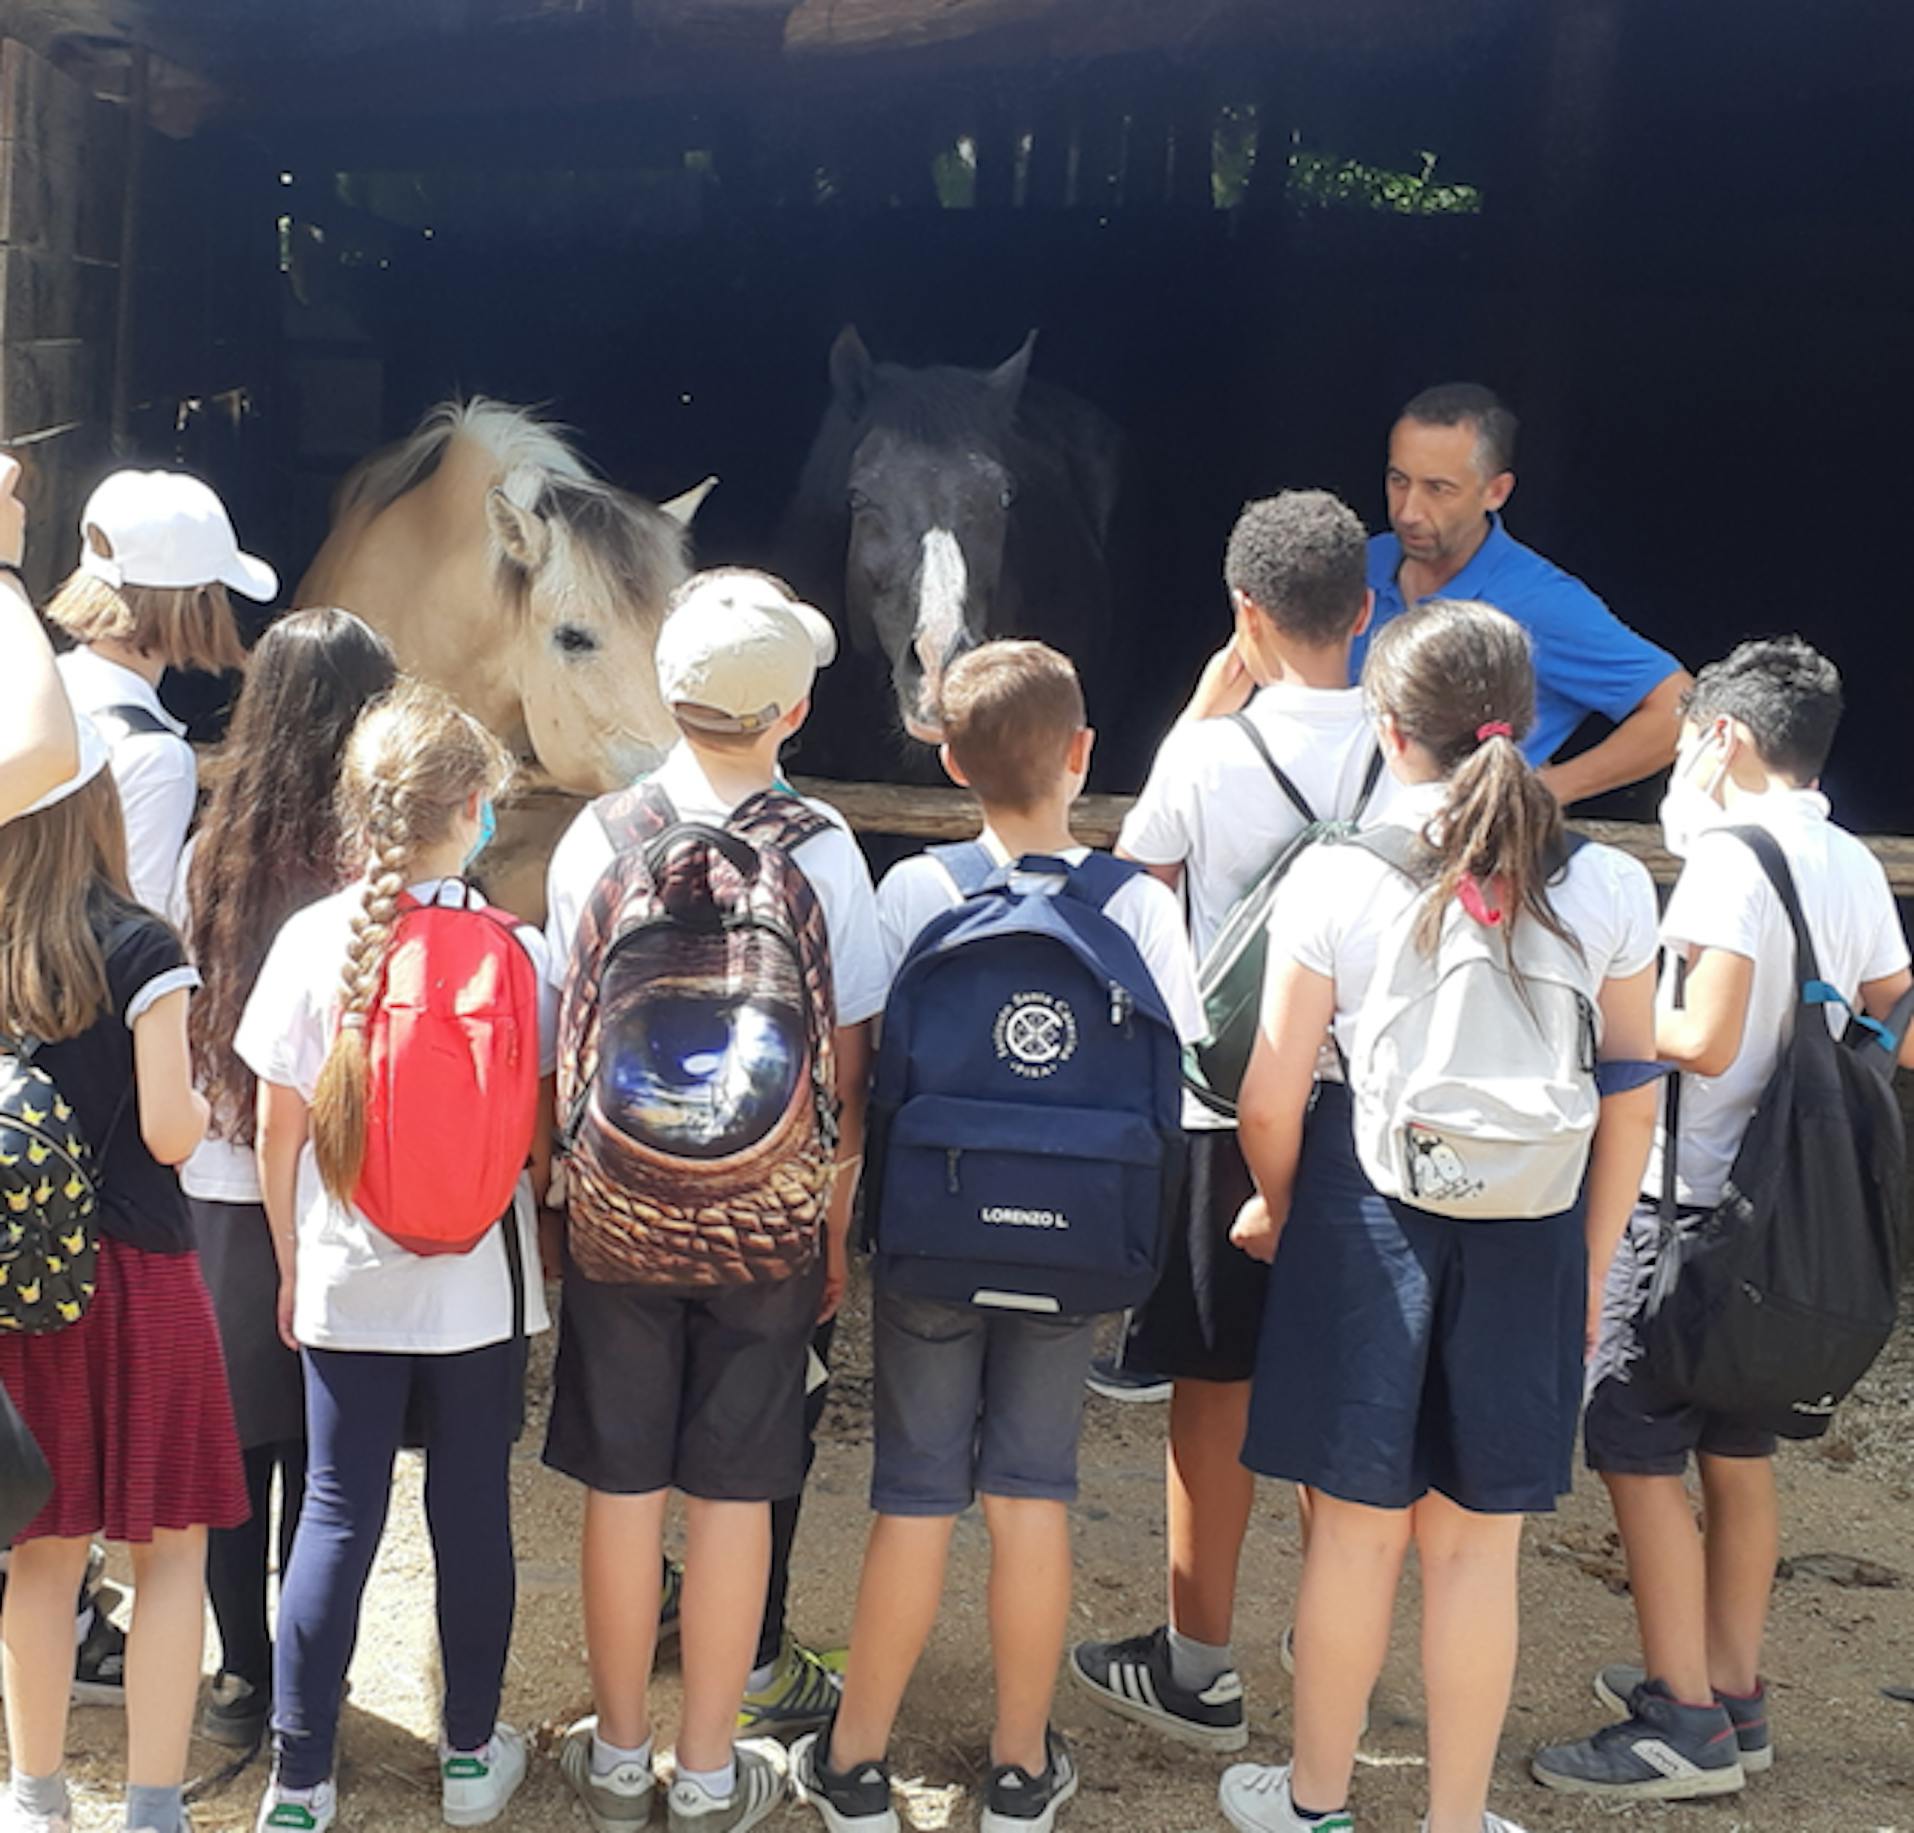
[847,487,872,514]
[554,624,600,656]
[999,484,1016,510]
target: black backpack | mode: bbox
[1634,826,1912,1438]
[0,1038,102,1334]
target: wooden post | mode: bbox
[108,43,147,456]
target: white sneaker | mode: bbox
[666,1739,787,1833]
[441,1723,528,1827]
[3,1798,72,1833]
[1219,1763,1354,1833]
[255,1778,337,1833]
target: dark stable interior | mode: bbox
[125,0,1908,824]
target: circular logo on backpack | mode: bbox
[993,992,1078,1079]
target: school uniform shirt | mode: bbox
[875,841,1208,1045]
[1649,789,1908,1210]
[543,741,888,1028]
[233,878,555,1355]
[1268,777,1660,1067]
[1117,681,1398,1126]
[166,837,261,1205]
[57,648,197,915]
[33,905,202,1254]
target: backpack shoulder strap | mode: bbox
[1346,823,1429,884]
[1719,825,1823,984]
[1230,713,1317,826]
[93,702,170,742]
[593,782,676,854]
[1055,850,1142,914]
[1352,746,1386,818]
[730,786,834,855]
[929,841,997,898]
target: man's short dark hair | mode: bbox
[1224,490,1367,646]
[1685,635,1843,782]
[1400,382,1519,477]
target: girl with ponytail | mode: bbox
[1219,601,1661,1833]
[234,680,554,1833]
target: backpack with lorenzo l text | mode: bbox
[1184,715,1383,1119]
[353,882,542,1256]
[1345,825,1601,1219]
[1634,827,1911,1438]
[866,845,1186,1315]
[558,784,839,1289]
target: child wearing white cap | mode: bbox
[543,568,886,1833]
[46,469,277,913]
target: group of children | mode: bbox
[0,450,1907,1833]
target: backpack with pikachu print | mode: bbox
[0,1036,100,1335]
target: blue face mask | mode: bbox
[464,798,497,872]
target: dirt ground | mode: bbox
[29,1267,1914,1833]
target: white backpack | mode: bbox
[1344,827,1601,1220]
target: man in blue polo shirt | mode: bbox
[1359,382,1692,804]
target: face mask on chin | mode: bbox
[1658,739,1728,858]
[463,798,497,872]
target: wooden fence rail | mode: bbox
[789,777,1914,895]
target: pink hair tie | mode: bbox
[1475,721,1514,743]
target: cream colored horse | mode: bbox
[299,399,714,918]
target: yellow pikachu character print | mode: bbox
[19,1101,46,1126]
[25,1138,50,1166]
[4,1188,28,1214]
[61,1227,85,1254]
[52,1096,71,1121]
[55,1298,81,1323]
[16,1279,39,1304]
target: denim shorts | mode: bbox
[870,1284,1097,1515]
[1243,1084,1587,1516]
[1582,1199,1778,1476]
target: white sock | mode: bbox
[677,1759,736,1802]
[745,1657,778,1693]
[1167,1627,1233,1691]
[591,1731,653,1778]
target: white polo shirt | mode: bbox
[57,646,196,916]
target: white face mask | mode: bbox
[1658,733,1728,858]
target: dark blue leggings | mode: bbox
[272,1342,518,1787]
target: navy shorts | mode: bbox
[1123,1127,1264,1383]
[871,1284,1097,1515]
[1582,1201,1778,1476]
[1243,1084,1587,1516]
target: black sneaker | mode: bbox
[201,1671,272,1750]
[1067,1626,1246,1752]
[982,1727,1078,1833]
[1083,1357,1171,1403]
[73,1597,127,1706]
[789,1729,899,1833]
[1533,1677,1744,1799]
[1595,1664,1771,1773]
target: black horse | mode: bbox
[778,326,1126,785]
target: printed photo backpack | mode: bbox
[558,783,839,1289]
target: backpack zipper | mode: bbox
[1109,982,1134,1035]
[946,1148,962,1195]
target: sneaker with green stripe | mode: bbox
[442,1723,528,1827]
[253,1778,336,1833]
[1218,1762,1353,1833]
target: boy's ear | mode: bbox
[1352,587,1375,639]
[1066,725,1094,777]
[780,695,812,739]
[939,741,971,791]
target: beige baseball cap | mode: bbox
[78,469,278,601]
[656,570,837,734]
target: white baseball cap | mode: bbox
[15,713,110,820]
[655,570,838,734]
[78,470,278,601]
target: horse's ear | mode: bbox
[830,325,875,418]
[486,484,550,571]
[660,476,718,527]
[988,330,1038,407]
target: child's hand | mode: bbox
[537,1205,565,1282]
[1182,637,1255,723]
[819,1226,848,1323]
[1229,1192,1280,1263]
[0,453,25,572]
[276,1269,298,1352]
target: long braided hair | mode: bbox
[309,680,512,1202]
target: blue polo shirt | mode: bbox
[1355,517,1680,764]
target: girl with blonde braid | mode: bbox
[234,682,556,1833]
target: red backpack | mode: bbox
[353,884,541,1256]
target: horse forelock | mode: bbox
[338,396,593,522]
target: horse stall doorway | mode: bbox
[2,0,1909,823]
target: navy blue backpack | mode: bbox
[866,844,1186,1315]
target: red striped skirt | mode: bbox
[0,1236,249,1543]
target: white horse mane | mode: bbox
[336,397,596,522]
